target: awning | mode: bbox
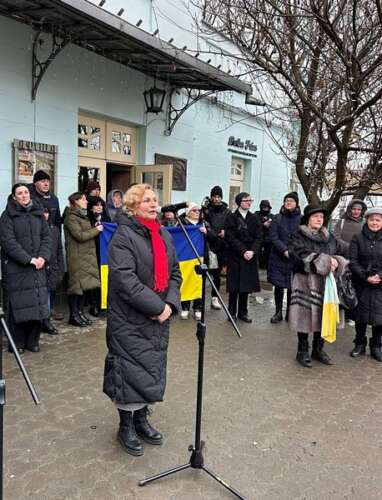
[0,0,252,94]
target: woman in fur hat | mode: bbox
[288,204,348,368]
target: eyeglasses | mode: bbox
[241,199,253,202]
[190,208,200,212]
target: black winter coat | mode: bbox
[267,208,301,288]
[225,210,261,293]
[103,215,182,405]
[202,201,231,258]
[349,225,382,326]
[0,198,51,323]
[46,224,64,291]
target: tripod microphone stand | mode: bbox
[0,307,40,500]
[138,213,246,499]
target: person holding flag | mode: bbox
[103,184,181,457]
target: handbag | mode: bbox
[337,270,358,310]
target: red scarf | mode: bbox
[136,216,169,292]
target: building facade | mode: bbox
[0,0,292,213]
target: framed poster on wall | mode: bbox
[13,139,58,190]
[154,153,187,191]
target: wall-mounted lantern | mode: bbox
[143,85,166,114]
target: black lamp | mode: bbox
[143,84,166,114]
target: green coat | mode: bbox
[63,207,100,295]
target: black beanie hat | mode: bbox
[235,191,251,206]
[210,185,223,198]
[33,170,50,183]
[260,199,272,209]
[283,191,299,205]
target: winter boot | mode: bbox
[350,343,366,358]
[370,338,382,362]
[78,295,92,326]
[41,319,59,335]
[117,409,143,456]
[296,333,312,368]
[270,310,283,324]
[311,335,333,365]
[68,295,86,327]
[133,406,163,445]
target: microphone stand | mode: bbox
[139,213,246,499]
[0,307,40,500]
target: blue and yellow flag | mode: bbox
[321,272,340,343]
[99,222,204,308]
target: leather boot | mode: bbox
[270,310,283,324]
[78,296,92,325]
[370,337,382,362]
[311,336,333,365]
[133,406,163,445]
[68,295,87,327]
[296,338,312,368]
[117,410,143,456]
[41,319,59,335]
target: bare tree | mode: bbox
[193,0,382,213]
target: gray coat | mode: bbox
[0,198,51,323]
[333,199,367,244]
[103,215,182,405]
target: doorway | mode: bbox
[106,163,132,195]
[229,157,245,209]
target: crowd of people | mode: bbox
[1,175,382,457]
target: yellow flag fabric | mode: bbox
[321,272,340,343]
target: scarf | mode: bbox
[136,216,169,292]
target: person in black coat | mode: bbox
[349,207,382,361]
[0,183,51,353]
[225,192,262,322]
[201,186,231,310]
[268,192,301,323]
[103,183,181,456]
[255,199,274,270]
[29,169,61,230]
[41,207,65,335]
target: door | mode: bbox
[134,164,173,206]
[229,157,245,209]
[78,157,106,196]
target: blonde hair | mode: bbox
[123,183,155,214]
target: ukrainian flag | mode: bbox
[321,272,340,343]
[99,222,204,309]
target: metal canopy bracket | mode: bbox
[165,88,216,136]
[32,30,71,101]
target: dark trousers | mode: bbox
[274,286,291,313]
[354,323,382,346]
[297,331,322,349]
[9,317,41,350]
[181,299,202,311]
[259,241,272,270]
[228,292,249,317]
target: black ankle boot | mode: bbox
[296,338,312,368]
[133,406,163,445]
[311,336,333,365]
[350,344,366,358]
[68,295,87,327]
[370,338,382,362]
[41,319,59,335]
[118,410,143,456]
[270,310,283,324]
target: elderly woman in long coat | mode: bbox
[288,204,348,368]
[0,183,51,353]
[103,184,181,456]
[225,192,262,323]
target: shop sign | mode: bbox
[228,136,257,153]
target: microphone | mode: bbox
[161,202,188,213]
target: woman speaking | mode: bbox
[103,184,181,456]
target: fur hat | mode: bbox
[301,204,327,225]
[364,207,382,218]
[33,170,50,183]
[85,181,101,194]
[235,192,251,206]
[210,185,223,198]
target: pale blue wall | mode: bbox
[0,14,289,213]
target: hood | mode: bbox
[345,199,367,220]
[279,206,301,216]
[107,189,124,207]
[64,206,88,220]
[5,195,43,217]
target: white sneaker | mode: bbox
[180,310,189,320]
[194,311,202,321]
[211,297,222,310]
